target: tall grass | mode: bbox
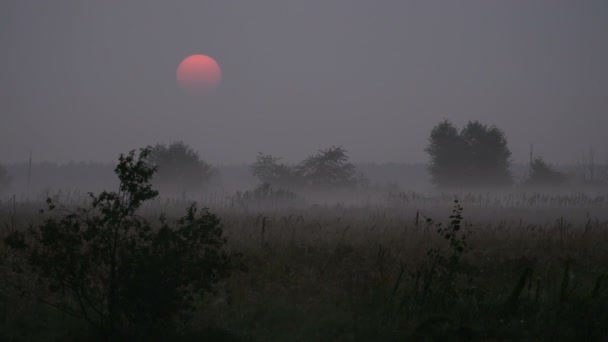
[1,189,608,340]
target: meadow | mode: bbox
[1,189,608,341]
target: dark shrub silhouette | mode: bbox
[297,146,366,188]
[426,121,468,188]
[4,148,239,340]
[148,141,213,195]
[526,157,566,186]
[426,120,512,187]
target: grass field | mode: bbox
[1,190,608,341]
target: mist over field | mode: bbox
[1,1,608,341]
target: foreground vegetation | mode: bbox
[1,188,607,340]
[0,142,606,341]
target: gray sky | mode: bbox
[2,1,607,164]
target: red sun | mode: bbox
[176,54,222,95]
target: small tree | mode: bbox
[426,120,512,187]
[0,164,10,192]
[4,148,238,339]
[413,200,473,305]
[297,146,363,188]
[526,157,566,186]
[250,153,299,188]
[148,141,213,195]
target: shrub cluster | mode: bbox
[3,148,240,340]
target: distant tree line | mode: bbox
[425,120,575,188]
[143,143,369,195]
[1,126,597,196]
[250,146,369,190]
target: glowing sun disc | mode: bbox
[176,54,222,95]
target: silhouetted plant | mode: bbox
[4,148,239,340]
[526,157,567,186]
[148,141,213,195]
[418,200,472,303]
[297,146,367,188]
[426,120,512,187]
[427,200,470,267]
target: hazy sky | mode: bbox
[2,1,607,164]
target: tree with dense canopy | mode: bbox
[148,141,213,195]
[426,120,512,187]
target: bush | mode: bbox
[148,141,213,195]
[526,157,567,186]
[297,146,366,188]
[4,148,239,340]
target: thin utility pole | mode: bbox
[529,144,534,166]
